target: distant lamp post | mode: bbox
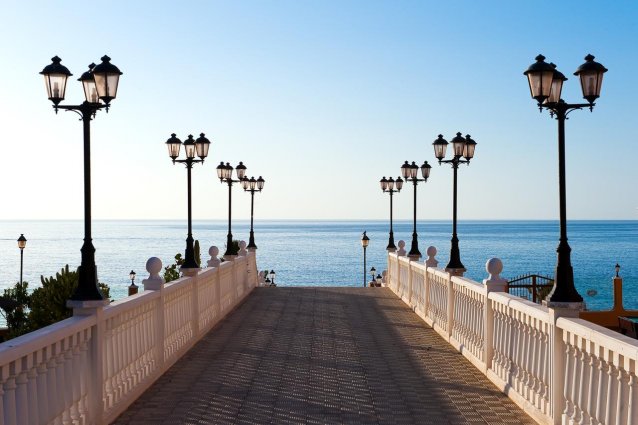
[217,162,247,258]
[524,54,607,304]
[369,266,376,286]
[41,55,122,302]
[17,234,27,285]
[166,133,210,271]
[241,175,265,250]
[400,160,431,259]
[270,270,276,286]
[433,133,477,276]
[361,231,370,287]
[380,176,404,251]
[128,270,138,296]
[615,263,620,278]
[375,273,383,287]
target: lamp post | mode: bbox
[375,273,382,287]
[369,266,376,286]
[41,55,122,301]
[166,133,211,271]
[269,270,276,286]
[361,231,369,287]
[400,160,431,259]
[380,176,404,251]
[433,133,477,276]
[241,176,265,250]
[524,54,607,304]
[17,234,26,285]
[128,270,138,296]
[217,161,247,258]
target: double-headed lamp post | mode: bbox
[17,234,27,285]
[241,176,265,250]
[524,54,607,304]
[40,55,122,302]
[361,231,369,287]
[380,176,404,251]
[433,133,477,276]
[166,133,211,270]
[217,162,247,258]
[400,161,431,259]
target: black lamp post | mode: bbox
[128,270,138,296]
[241,176,265,250]
[524,54,607,304]
[269,270,276,286]
[400,161,431,259]
[380,176,404,251]
[361,231,369,287]
[433,133,477,275]
[217,161,247,257]
[369,266,376,286]
[41,55,122,301]
[167,133,211,270]
[17,234,26,285]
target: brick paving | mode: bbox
[113,287,536,425]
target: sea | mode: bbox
[0,220,636,316]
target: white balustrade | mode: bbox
[386,250,638,425]
[0,251,258,425]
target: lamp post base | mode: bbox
[445,267,466,277]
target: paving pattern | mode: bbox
[113,287,536,425]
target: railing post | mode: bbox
[483,258,507,372]
[407,259,413,305]
[142,257,165,386]
[547,304,582,424]
[67,291,110,424]
[424,247,438,318]
[191,272,200,338]
[446,270,454,338]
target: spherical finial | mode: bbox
[146,257,163,278]
[426,246,437,257]
[398,240,405,248]
[239,240,246,249]
[209,246,219,257]
[485,257,503,278]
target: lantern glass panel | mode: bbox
[395,177,404,191]
[421,162,431,179]
[387,177,395,191]
[257,177,265,190]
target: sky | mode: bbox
[0,0,637,221]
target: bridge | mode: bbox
[0,249,636,424]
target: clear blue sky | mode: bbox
[1,1,636,220]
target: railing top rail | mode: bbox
[103,289,161,319]
[429,267,451,280]
[0,314,95,364]
[557,317,638,362]
[489,291,550,322]
[398,256,412,265]
[451,275,487,295]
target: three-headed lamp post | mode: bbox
[433,132,477,276]
[241,175,265,250]
[217,161,247,258]
[40,55,122,301]
[524,53,607,304]
[400,160,431,259]
[380,176,403,251]
[166,133,211,271]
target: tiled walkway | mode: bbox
[113,288,535,425]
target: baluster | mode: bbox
[522,318,532,397]
[529,326,539,405]
[615,368,628,424]
[26,364,38,425]
[563,343,575,421]
[627,372,636,425]
[15,368,28,425]
[4,373,17,425]
[571,344,582,423]
[62,343,75,425]
[577,347,590,425]
[604,363,617,425]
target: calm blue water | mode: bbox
[0,220,636,312]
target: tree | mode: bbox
[0,281,30,339]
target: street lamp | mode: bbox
[128,270,138,296]
[380,176,404,251]
[241,175,265,250]
[433,133,477,276]
[217,161,247,258]
[375,273,383,287]
[369,266,376,286]
[400,160,431,259]
[269,270,276,286]
[167,133,210,270]
[524,54,607,304]
[17,234,26,285]
[41,55,122,301]
[361,231,369,287]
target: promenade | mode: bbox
[113,287,534,425]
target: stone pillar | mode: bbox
[396,240,407,257]
[207,246,221,268]
[483,257,507,372]
[425,246,438,268]
[142,257,166,380]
